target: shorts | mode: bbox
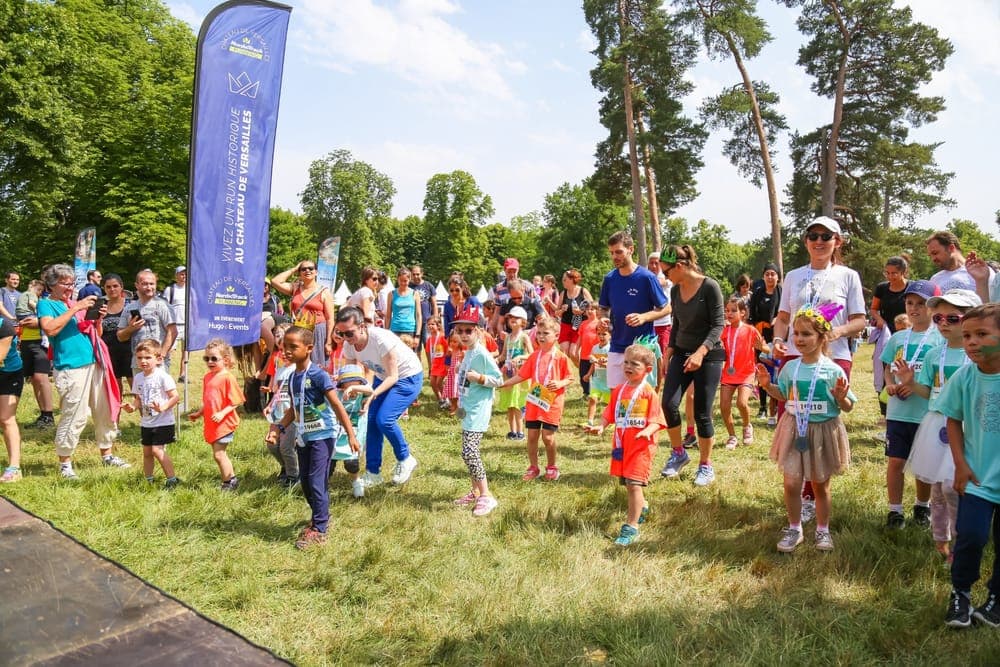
[331,458,360,474]
[885,420,921,459]
[213,433,235,445]
[141,425,176,446]
[524,419,559,432]
[558,322,580,344]
[0,370,24,397]
[20,339,50,376]
[618,477,647,487]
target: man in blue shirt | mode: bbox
[598,231,669,388]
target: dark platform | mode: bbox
[0,498,291,666]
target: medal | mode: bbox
[726,367,735,375]
[791,359,823,456]
[795,435,809,453]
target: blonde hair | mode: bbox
[204,338,236,368]
[134,339,162,358]
[624,343,655,368]
[791,313,832,355]
[535,317,559,335]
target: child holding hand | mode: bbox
[586,344,665,546]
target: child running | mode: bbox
[897,289,981,563]
[332,364,371,499]
[586,343,665,546]
[425,316,448,408]
[451,307,504,516]
[757,302,855,553]
[496,305,532,441]
[938,303,1000,628]
[265,327,360,549]
[125,340,179,488]
[188,338,244,491]
[720,296,768,449]
[498,317,572,481]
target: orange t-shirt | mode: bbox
[577,318,599,360]
[720,322,763,386]
[516,346,571,426]
[201,369,244,443]
[426,333,447,377]
[603,382,665,483]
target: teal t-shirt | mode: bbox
[36,299,95,370]
[777,357,856,423]
[332,390,367,460]
[936,364,1000,504]
[915,344,970,412]
[880,327,943,424]
[457,342,502,432]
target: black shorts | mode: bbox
[885,420,920,459]
[0,370,24,397]
[524,419,559,432]
[19,339,50,376]
[141,425,176,447]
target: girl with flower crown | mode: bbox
[757,302,856,554]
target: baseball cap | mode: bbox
[337,364,368,386]
[503,258,519,270]
[903,279,941,301]
[453,306,482,326]
[806,216,842,236]
[506,306,528,320]
[927,288,982,310]
[175,265,186,273]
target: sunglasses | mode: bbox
[806,231,835,242]
[299,266,316,271]
[336,329,358,339]
[449,289,462,294]
[203,355,221,362]
[932,313,963,325]
[455,327,476,335]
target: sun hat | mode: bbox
[337,364,368,386]
[506,306,528,320]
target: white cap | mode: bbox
[927,289,982,310]
[807,216,842,235]
[507,306,528,320]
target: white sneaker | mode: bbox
[391,456,418,484]
[360,471,383,489]
[725,435,738,450]
[60,466,79,480]
[472,495,498,517]
[352,478,365,498]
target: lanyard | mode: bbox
[613,383,645,451]
[456,344,476,410]
[901,328,932,367]
[294,361,311,432]
[534,348,555,387]
[805,263,832,308]
[792,359,824,437]
[725,323,741,371]
[937,345,970,389]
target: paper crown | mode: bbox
[795,302,844,331]
[452,306,482,326]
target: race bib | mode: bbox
[432,344,445,359]
[615,396,649,429]
[526,383,555,412]
[299,404,325,433]
[786,400,828,415]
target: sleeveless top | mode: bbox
[290,286,327,323]
[389,288,418,333]
[560,288,588,329]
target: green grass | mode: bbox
[3,345,999,665]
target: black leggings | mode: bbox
[579,359,592,397]
[661,351,723,438]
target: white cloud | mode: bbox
[550,59,572,73]
[906,0,1000,74]
[577,28,597,53]
[297,0,520,111]
[165,1,200,30]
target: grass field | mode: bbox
[2,345,999,665]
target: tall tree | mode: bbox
[675,0,789,273]
[300,149,396,283]
[790,0,953,231]
[267,207,314,277]
[585,0,706,262]
[421,171,494,287]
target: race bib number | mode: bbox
[432,344,445,359]
[299,404,325,433]
[615,397,649,429]
[526,383,555,412]
[786,400,828,415]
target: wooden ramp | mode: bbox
[0,498,291,666]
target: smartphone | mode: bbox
[130,309,142,321]
[84,297,107,321]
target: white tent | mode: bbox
[333,280,352,306]
[475,285,489,302]
[435,281,448,307]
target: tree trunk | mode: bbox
[634,111,661,253]
[822,0,851,219]
[619,0,647,262]
[882,183,891,229]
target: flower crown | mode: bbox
[795,302,844,331]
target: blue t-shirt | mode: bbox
[880,327,943,424]
[936,364,1000,504]
[0,318,23,373]
[36,299,96,370]
[777,356,856,423]
[457,342,502,432]
[77,283,102,300]
[915,344,970,412]
[288,364,337,442]
[598,266,667,353]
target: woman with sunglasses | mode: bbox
[271,261,335,366]
[346,267,380,325]
[334,306,423,489]
[443,278,482,336]
[772,216,867,521]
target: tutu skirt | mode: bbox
[906,412,953,484]
[769,412,851,482]
[496,380,527,410]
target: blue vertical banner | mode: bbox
[74,227,97,292]
[316,236,341,293]
[186,0,292,351]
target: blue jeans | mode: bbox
[366,373,423,474]
[951,491,1000,594]
[297,437,334,533]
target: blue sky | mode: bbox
[167,0,1000,243]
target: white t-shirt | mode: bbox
[930,266,992,294]
[343,326,422,380]
[164,282,186,326]
[132,366,177,428]
[653,275,672,327]
[778,264,866,361]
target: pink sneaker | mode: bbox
[454,491,477,506]
[742,425,754,445]
[472,495,498,517]
[522,466,541,481]
[544,465,560,481]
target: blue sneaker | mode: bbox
[661,450,690,479]
[613,523,639,546]
[693,464,715,487]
